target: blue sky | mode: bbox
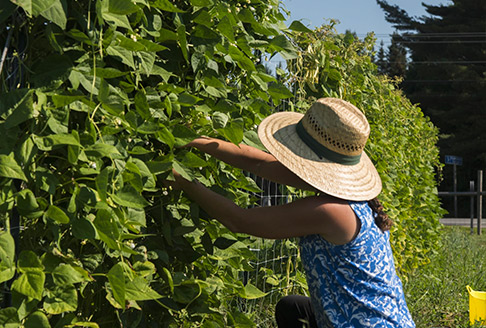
[266,0,451,70]
[282,0,451,45]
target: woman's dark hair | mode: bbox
[368,198,392,232]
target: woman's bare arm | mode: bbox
[187,137,318,191]
[170,170,358,243]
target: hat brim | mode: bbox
[257,111,382,201]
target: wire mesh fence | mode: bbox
[236,176,308,327]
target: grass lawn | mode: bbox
[405,226,486,328]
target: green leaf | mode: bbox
[16,189,42,218]
[96,167,113,201]
[106,46,135,69]
[41,133,82,149]
[243,130,265,151]
[191,51,206,72]
[137,38,168,52]
[267,82,294,102]
[328,68,342,81]
[213,235,237,249]
[84,143,120,158]
[239,283,267,300]
[189,0,213,7]
[178,93,201,106]
[172,161,193,181]
[137,51,156,75]
[201,232,213,255]
[129,158,156,189]
[35,168,60,195]
[93,67,127,79]
[181,152,208,168]
[0,307,20,328]
[18,250,43,272]
[156,125,175,149]
[134,91,150,118]
[12,271,45,300]
[52,264,87,285]
[102,12,133,30]
[193,9,212,27]
[17,136,37,167]
[125,276,162,301]
[192,24,220,40]
[0,155,27,181]
[40,0,67,29]
[44,284,78,314]
[250,73,268,91]
[146,160,172,175]
[51,94,84,107]
[150,0,185,12]
[71,216,97,240]
[172,125,198,148]
[112,185,150,209]
[45,24,62,53]
[0,89,34,129]
[230,311,255,327]
[228,46,255,71]
[212,112,228,129]
[108,0,139,15]
[220,118,244,145]
[94,209,120,249]
[232,176,262,193]
[107,263,126,307]
[133,261,155,277]
[173,282,201,304]
[177,25,188,62]
[11,0,56,16]
[24,311,50,328]
[115,33,146,51]
[288,20,313,33]
[128,146,152,155]
[216,16,234,42]
[0,231,15,283]
[151,64,173,81]
[126,208,146,228]
[45,205,70,224]
[66,29,93,45]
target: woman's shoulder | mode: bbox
[297,195,360,245]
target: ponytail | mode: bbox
[368,198,392,232]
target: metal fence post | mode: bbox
[453,163,457,217]
[477,170,483,235]
[470,181,475,234]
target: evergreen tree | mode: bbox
[377,0,486,178]
[387,33,407,78]
[375,40,387,75]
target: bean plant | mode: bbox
[0,0,444,327]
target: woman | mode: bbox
[168,98,415,327]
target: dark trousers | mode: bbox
[275,295,318,328]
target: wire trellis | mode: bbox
[237,176,308,327]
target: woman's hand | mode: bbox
[181,136,211,149]
[163,169,187,191]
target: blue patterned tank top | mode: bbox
[299,201,415,327]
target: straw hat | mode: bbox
[257,98,382,201]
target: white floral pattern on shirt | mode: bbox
[299,201,415,328]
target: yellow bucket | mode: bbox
[467,285,486,325]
